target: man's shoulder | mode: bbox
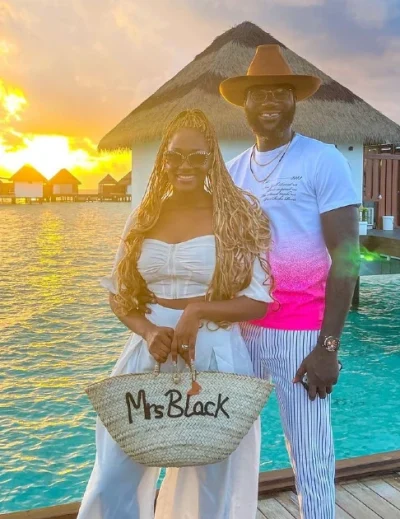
[296,134,343,162]
[296,134,337,155]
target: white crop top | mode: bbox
[100,214,272,303]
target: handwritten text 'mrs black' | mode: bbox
[126,389,230,422]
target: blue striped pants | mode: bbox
[241,324,335,519]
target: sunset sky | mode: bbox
[1,0,399,189]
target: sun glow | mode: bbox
[2,134,92,178]
[0,79,131,188]
[0,133,131,185]
[0,80,27,121]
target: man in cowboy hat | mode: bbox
[220,45,360,518]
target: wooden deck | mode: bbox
[258,473,400,518]
[1,451,399,519]
[0,194,131,204]
[360,229,400,258]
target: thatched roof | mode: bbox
[99,21,400,151]
[117,171,131,186]
[11,165,47,183]
[99,174,117,185]
[50,168,81,185]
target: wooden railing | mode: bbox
[363,153,399,228]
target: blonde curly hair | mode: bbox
[114,109,272,318]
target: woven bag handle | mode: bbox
[153,361,201,395]
[153,360,196,379]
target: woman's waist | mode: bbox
[147,281,209,305]
[155,295,205,310]
[145,303,239,333]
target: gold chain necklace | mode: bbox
[252,142,288,167]
[249,132,296,184]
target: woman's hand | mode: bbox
[143,324,174,364]
[171,305,201,365]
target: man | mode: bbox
[220,45,360,519]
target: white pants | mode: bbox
[78,305,261,519]
[241,325,335,519]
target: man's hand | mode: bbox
[144,324,174,364]
[293,346,340,400]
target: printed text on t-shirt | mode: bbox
[261,176,302,201]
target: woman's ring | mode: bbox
[181,344,189,351]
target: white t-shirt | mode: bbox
[227,133,361,331]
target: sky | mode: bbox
[1,0,400,189]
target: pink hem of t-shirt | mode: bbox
[250,315,322,331]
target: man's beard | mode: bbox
[245,104,296,138]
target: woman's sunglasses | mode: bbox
[164,150,211,169]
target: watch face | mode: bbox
[325,337,339,351]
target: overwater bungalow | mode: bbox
[115,171,132,196]
[10,164,48,199]
[48,169,81,200]
[98,21,400,216]
[98,174,117,198]
[0,179,13,196]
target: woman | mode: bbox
[78,109,272,519]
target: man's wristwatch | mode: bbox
[318,335,340,352]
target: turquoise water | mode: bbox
[1,203,399,513]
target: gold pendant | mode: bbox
[172,372,181,384]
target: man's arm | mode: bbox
[320,204,360,338]
[294,205,360,400]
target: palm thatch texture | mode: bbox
[99,21,400,151]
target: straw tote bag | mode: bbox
[86,362,273,467]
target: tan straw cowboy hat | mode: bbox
[220,44,321,106]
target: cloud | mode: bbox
[0,1,12,22]
[0,39,18,58]
[111,1,167,46]
[344,0,399,29]
[0,129,25,151]
[317,35,400,124]
[0,0,226,144]
[0,0,38,28]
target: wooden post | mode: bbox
[352,277,360,308]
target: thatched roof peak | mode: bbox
[50,169,81,185]
[11,165,47,183]
[194,21,285,60]
[99,174,117,185]
[99,21,400,150]
[117,171,131,186]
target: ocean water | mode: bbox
[1,203,399,513]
